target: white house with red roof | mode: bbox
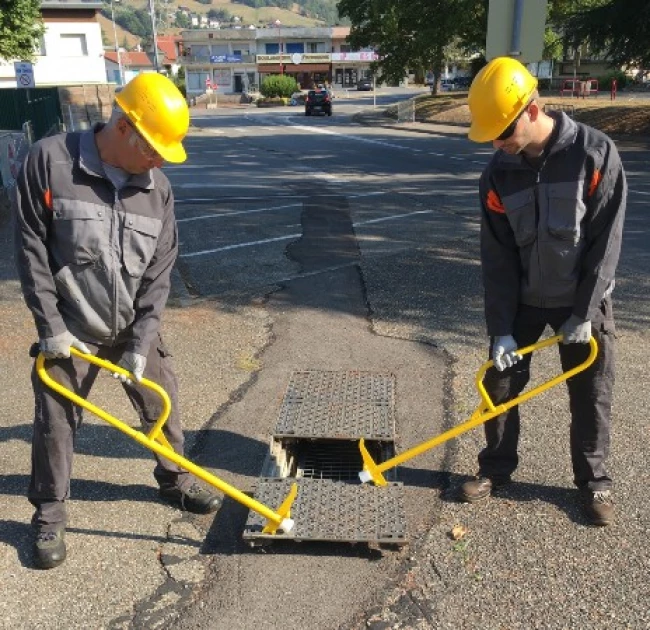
[0,0,106,88]
[104,50,154,86]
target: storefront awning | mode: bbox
[259,64,331,73]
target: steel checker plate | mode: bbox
[243,478,407,544]
[274,371,395,440]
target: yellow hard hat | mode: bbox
[115,72,189,163]
[467,57,538,143]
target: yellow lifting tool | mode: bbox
[358,335,599,486]
[36,347,297,535]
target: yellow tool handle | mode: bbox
[475,334,598,413]
[359,334,599,485]
[35,347,296,534]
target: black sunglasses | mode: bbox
[495,106,528,141]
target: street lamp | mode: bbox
[110,0,124,85]
[148,0,160,72]
[274,19,283,74]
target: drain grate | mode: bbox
[295,439,383,482]
[243,478,407,544]
[275,370,395,440]
[244,370,407,546]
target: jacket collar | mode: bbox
[494,111,579,168]
[78,124,155,190]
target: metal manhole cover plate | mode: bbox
[274,371,395,440]
[243,478,407,544]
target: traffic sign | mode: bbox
[486,0,547,63]
[14,62,35,89]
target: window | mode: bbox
[307,42,319,53]
[59,34,88,56]
[339,44,351,53]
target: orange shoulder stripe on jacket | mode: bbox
[486,189,505,214]
[43,188,53,211]
[588,169,602,197]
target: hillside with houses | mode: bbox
[100,0,343,51]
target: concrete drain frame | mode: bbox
[243,370,408,547]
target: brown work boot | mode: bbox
[581,489,614,526]
[458,476,510,503]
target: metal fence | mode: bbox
[396,99,415,123]
[0,129,31,189]
[0,88,62,141]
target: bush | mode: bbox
[260,74,299,99]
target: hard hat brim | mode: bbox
[468,123,495,143]
[156,141,187,164]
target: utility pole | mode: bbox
[110,0,124,84]
[148,0,160,72]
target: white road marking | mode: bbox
[181,206,430,258]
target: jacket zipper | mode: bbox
[535,169,544,308]
[111,188,119,340]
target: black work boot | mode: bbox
[459,476,510,503]
[34,529,66,570]
[580,489,614,526]
[159,482,222,514]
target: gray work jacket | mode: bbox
[479,112,627,337]
[13,126,178,357]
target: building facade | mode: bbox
[179,26,378,96]
[0,0,106,89]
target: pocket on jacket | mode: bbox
[52,200,108,265]
[546,183,586,245]
[122,213,162,278]
[503,189,536,247]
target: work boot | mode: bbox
[458,476,510,503]
[34,528,66,570]
[581,489,614,526]
[159,482,222,514]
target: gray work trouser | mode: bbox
[29,333,191,531]
[479,298,616,492]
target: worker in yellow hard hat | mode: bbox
[13,72,220,570]
[460,57,627,527]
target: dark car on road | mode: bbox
[356,77,373,91]
[305,89,332,116]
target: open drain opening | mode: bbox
[267,438,396,483]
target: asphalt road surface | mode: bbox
[1,88,649,630]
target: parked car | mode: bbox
[305,89,332,116]
[440,79,455,91]
[356,77,373,91]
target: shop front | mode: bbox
[257,53,331,89]
[331,51,378,88]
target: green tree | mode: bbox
[0,0,45,62]
[562,0,650,75]
[338,0,482,92]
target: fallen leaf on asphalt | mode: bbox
[450,524,468,540]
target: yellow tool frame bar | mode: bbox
[36,347,297,534]
[359,335,599,486]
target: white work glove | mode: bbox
[492,335,522,372]
[560,315,592,344]
[40,331,90,359]
[113,351,147,384]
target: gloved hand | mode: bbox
[492,335,522,372]
[113,351,147,384]
[40,331,90,359]
[560,315,591,344]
